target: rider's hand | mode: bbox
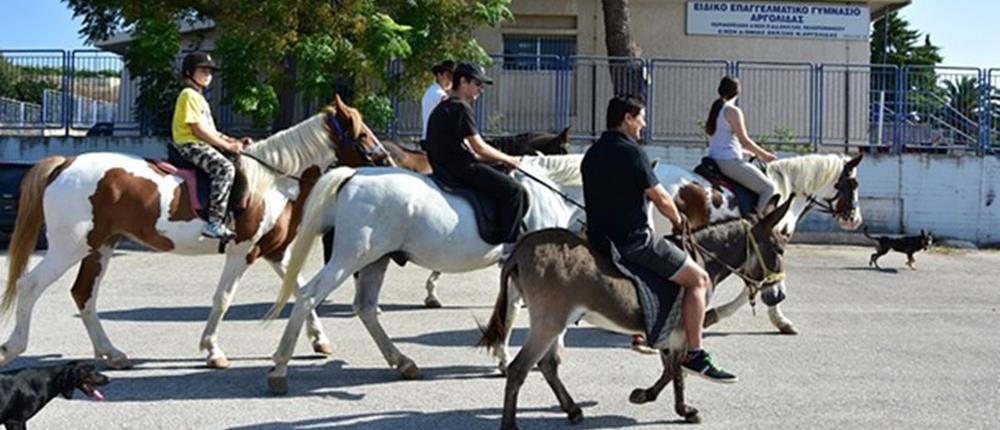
[506,156,521,170]
[671,214,689,236]
[240,137,254,147]
[227,142,244,154]
[761,152,778,162]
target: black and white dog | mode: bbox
[864,227,934,270]
[0,362,109,429]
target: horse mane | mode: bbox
[766,154,846,200]
[519,154,584,188]
[242,111,337,200]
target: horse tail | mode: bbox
[3,156,68,315]
[265,166,356,321]
[477,255,519,352]
[863,226,874,240]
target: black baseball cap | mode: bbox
[453,62,493,85]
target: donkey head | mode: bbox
[749,194,794,305]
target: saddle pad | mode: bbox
[608,241,685,350]
[156,147,249,220]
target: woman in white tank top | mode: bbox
[705,76,779,214]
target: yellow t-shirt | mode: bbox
[172,87,218,144]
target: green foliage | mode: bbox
[0,55,61,104]
[871,12,942,67]
[759,127,812,154]
[126,18,180,133]
[66,0,512,130]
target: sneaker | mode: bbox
[202,221,235,239]
[630,335,657,355]
[682,350,738,384]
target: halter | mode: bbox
[325,110,390,166]
[682,219,785,315]
[805,163,857,220]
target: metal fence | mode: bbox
[3,49,1000,154]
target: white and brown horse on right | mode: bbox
[655,153,863,334]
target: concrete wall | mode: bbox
[5,135,995,244]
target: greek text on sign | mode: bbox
[687,1,870,40]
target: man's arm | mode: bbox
[467,134,520,168]
[645,184,683,226]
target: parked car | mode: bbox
[0,161,35,235]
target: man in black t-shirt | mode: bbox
[581,96,737,384]
[425,62,526,244]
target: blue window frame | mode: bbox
[502,36,575,70]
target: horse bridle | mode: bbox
[325,110,390,166]
[680,219,785,314]
[806,165,858,220]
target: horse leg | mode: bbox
[495,280,524,374]
[424,271,442,308]
[353,256,419,379]
[267,258,357,394]
[0,245,86,365]
[768,304,798,335]
[703,283,751,328]
[501,317,563,430]
[266,260,332,356]
[537,333,583,424]
[198,253,249,369]
[670,349,701,423]
[72,241,131,369]
[629,349,675,404]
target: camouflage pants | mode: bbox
[170,142,235,224]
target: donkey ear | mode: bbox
[559,127,570,139]
[757,194,782,217]
[920,229,926,236]
[846,153,863,170]
[760,194,794,231]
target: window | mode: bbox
[502,36,575,70]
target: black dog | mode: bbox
[864,227,934,270]
[0,362,109,429]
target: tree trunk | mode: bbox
[601,0,647,100]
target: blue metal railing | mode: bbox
[3,48,1000,155]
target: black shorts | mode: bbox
[620,234,692,281]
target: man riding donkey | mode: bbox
[424,62,526,250]
[170,52,254,239]
[582,96,738,383]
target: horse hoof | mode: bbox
[106,356,132,370]
[567,406,584,424]
[398,359,422,380]
[313,342,333,356]
[207,356,231,369]
[629,388,653,404]
[267,374,288,395]
[778,323,799,335]
[685,411,702,424]
[424,297,442,309]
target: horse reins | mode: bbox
[514,166,586,211]
[805,165,857,220]
[681,219,785,315]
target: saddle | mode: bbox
[428,165,525,245]
[153,145,250,222]
[693,157,764,218]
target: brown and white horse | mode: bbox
[654,153,863,334]
[0,96,390,369]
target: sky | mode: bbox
[0,0,997,68]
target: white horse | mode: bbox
[652,153,864,334]
[263,155,585,393]
[0,96,389,369]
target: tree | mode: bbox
[65,0,512,131]
[870,12,943,126]
[601,0,646,99]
